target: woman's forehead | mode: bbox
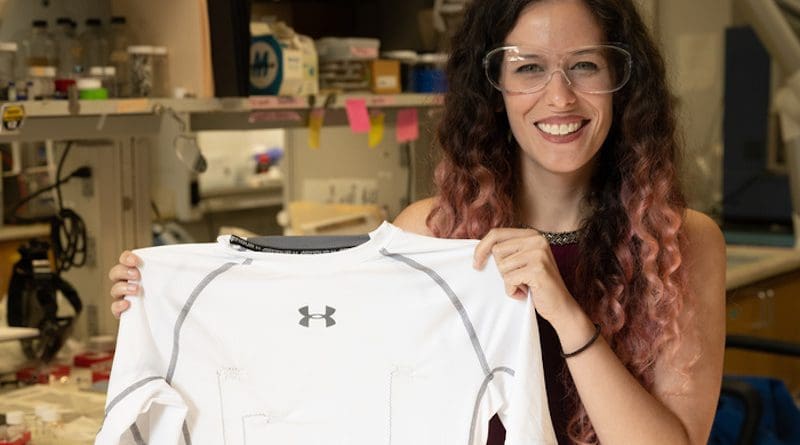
[504,0,605,49]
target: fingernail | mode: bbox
[126,284,137,292]
[127,268,136,277]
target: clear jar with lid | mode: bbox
[128,45,169,97]
[0,42,17,100]
[77,77,107,100]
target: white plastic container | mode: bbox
[315,37,379,61]
[28,65,56,99]
[250,22,305,96]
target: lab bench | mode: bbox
[725,245,800,393]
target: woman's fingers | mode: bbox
[474,228,541,269]
[119,250,141,267]
[111,299,130,319]
[110,280,137,299]
[108,263,139,282]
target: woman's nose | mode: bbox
[542,70,577,107]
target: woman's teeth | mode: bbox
[536,121,582,136]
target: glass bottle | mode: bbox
[53,17,82,79]
[20,20,55,70]
[108,16,134,97]
[79,18,109,72]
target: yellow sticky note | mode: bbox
[308,109,325,149]
[368,111,385,148]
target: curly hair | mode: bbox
[426,0,691,443]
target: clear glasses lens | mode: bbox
[484,45,632,94]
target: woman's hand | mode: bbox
[108,250,142,318]
[473,228,579,325]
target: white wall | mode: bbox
[656,0,733,215]
[112,0,212,97]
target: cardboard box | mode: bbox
[369,59,401,94]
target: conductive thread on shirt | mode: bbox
[166,261,243,384]
[129,423,145,445]
[380,249,493,376]
[380,248,518,445]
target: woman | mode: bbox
[110,0,726,443]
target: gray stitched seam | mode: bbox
[104,376,166,416]
[165,258,250,445]
[380,249,491,375]
[96,376,164,439]
[468,367,515,444]
[166,261,239,383]
[130,423,146,445]
[381,249,520,445]
[182,421,192,445]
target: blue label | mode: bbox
[250,35,282,95]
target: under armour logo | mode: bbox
[298,306,336,328]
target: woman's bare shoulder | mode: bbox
[681,208,726,305]
[393,197,437,236]
[683,209,725,261]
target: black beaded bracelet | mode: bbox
[560,323,602,358]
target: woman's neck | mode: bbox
[517,166,592,233]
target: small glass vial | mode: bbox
[38,408,62,445]
[4,410,31,444]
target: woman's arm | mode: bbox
[474,209,726,444]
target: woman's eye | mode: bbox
[515,63,544,74]
[570,61,600,72]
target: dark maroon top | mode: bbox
[486,243,580,445]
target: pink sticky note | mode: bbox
[345,99,370,133]
[396,108,419,143]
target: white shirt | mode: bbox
[97,222,556,445]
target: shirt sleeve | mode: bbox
[95,255,188,445]
[496,294,558,445]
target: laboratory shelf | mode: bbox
[0,94,443,140]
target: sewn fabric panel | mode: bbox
[98,222,557,445]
